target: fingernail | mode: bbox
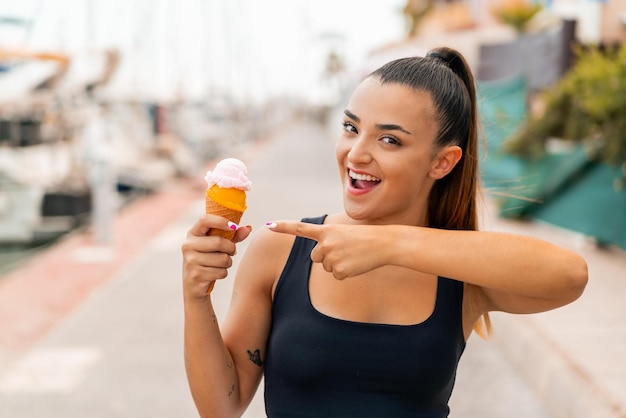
[228,221,239,231]
[265,222,277,229]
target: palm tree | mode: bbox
[402,0,434,36]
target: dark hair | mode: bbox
[370,47,479,232]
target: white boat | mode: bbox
[0,47,200,245]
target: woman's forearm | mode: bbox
[390,226,588,302]
[184,295,241,418]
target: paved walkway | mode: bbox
[0,117,623,417]
[484,206,626,418]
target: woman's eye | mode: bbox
[381,136,401,146]
[341,121,357,133]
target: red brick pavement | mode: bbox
[0,179,201,368]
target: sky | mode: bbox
[0,0,407,103]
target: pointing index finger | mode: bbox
[266,221,322,241]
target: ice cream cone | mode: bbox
[203,158,252,294]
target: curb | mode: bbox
[491,313,626,418]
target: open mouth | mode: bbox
[349,169,381,190]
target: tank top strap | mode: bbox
[432,275,465,331]
[271,215,327,317]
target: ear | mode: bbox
[429,145,462,180]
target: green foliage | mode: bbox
[506,45,626,166]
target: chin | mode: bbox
[342,203,379,223]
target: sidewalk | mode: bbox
[483,206,626,418]
[0,117,623,417]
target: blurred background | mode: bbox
[1,0,624,251]
[1,0,625,417]
[0,0,406,254]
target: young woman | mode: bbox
[181,46,588,418]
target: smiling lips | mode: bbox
[348,169,381,192]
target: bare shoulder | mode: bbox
[235,225,297,294]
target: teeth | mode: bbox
[349,169,380,182]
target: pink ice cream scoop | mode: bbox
[204,158,252,191]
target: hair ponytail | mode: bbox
[427,48,491,337]
[425,47,479,232]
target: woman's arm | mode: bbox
[182,216,286,417]
[267,222,588,315]
[393,227,588,314]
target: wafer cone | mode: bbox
[206,198,243,241]
[205,187,246,293]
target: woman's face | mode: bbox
[336,76,447,226]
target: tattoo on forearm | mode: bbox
[211,313,217,324]
[228,383,236,397]
[247,349,264,367]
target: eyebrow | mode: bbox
[343,109,412,135]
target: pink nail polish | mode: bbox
[228,221,238,231]
[265,222,277,229]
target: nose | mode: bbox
[347,135,372,165]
